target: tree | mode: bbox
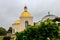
[15,19,59,40]
[7,27,12,33]
[15,26,45,40]
[53,17,60,22]
[39,19,58,40]
[0,27,7,35]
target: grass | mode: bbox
[10,38,14,40]
[0,37,3,40]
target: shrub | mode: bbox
[3,36,11,40]
[15,19,59,40]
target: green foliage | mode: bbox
[15,26,45,40]
[15,19,59,40]
[7,27,12,33]
[39,21,58,39]
[0,27,7,35]
[58,26,60,33]
[53,17,60,22]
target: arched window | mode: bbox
[25,21,29,27]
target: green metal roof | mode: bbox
[44,14,56,17]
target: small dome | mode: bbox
[41,12,57,21]
[44,12,56,18]
[20,5,32,18]
[13,20,20,24]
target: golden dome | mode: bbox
[20,5,32,17]
[20,11,32,17]
[13,20,20,24]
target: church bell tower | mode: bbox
[20,5,33,31]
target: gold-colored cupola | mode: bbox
[20,5,32,18]
[13,20,20,25]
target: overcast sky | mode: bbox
[0,0,60,30]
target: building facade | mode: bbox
[12,6,33,34]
